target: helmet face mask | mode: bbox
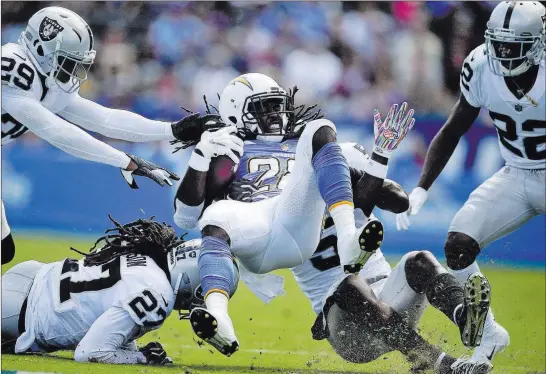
[485,30,541,76]
[53,50,94,92]
[243,92,294,138]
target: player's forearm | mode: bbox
[417,126,460,191]
[3,94,131,168]
[353,153,389,217]
[60,96,175,142]
[75,347,147,364]
[376,179,409,214]
[173,168,207,229]
[418,95,477,191]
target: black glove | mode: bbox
[227,178,260,202]
[121,154,180,189]
[139,342,173,365]
[171,113,225,143]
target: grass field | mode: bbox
[1,235,545,374]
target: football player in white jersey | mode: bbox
[1,6,219,265]
[395,1,545,364]
[1,218,235,365]
[173,73,415,356]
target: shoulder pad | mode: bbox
[460,44,487,108]
[340,142,370,171]
[2,43,43,100]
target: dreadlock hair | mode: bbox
[71,215,186,279]
[284,86,325,139]
[170,94,225,154]
[170,86,324,151]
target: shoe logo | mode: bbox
[486,347,496,361]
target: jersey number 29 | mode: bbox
[1,57,35,91]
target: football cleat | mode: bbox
[342,219,384,274]
[471,320,510,363]
[450,356,492,374]
[459,272,491,348]
[190,307,239,357]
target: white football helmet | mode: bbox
[168,239,205,318]
[219,73,294,143]
[485,1,545,76]
[19,6,96,93]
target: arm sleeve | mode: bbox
[74,306,147,364]
[59,95,175,142]
[2,91,131,169]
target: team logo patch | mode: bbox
[39,17,64,41]
[383,128,398,140]
[281,143,289,151]
[514,104,523,112]
[231,76,254,91]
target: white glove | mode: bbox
[395,187,428,231]
[372,102,415,158]
[188,126,244,171]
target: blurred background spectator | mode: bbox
[1,1,500,122]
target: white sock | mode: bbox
[329,204,356,239]
[448,261,481,285]
[449,262,495,328]
[205,292,229,313]
[329,204,357,263]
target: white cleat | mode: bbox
[190,307,239,356]
[450,356,493,374]
[341,219,384,274]
[471,320,510,363]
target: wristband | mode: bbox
[189,151,211,172]
[372,145,392,159]
[364,158,389,179]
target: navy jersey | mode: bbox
[234,138,298,202]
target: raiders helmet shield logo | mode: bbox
[39,17,64,41]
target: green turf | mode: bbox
[2,236,545,374]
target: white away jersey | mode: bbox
[1,43,77,145]
[460,44,546,169]
[291,142,392,315]
[16,254,174,353]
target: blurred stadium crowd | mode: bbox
[2,1,500,124]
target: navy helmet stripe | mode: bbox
[503,1,516,29]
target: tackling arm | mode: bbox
[2,92,131,168]
[417,94,479,191]
[59,95,175,142]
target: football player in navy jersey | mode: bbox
[173,73,415,356]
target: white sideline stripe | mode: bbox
[177,344,312,355]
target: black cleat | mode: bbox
[460,273,491,348]
[343,219,384,274]
[190,307,239,357]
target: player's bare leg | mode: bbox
[445,232,509,361]
[190,225,239,356]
